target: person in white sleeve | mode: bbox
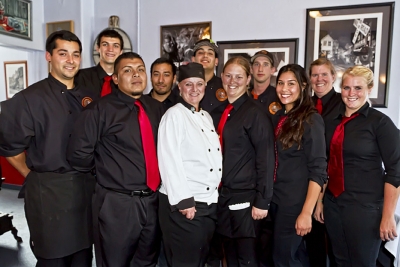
[158,62,223,267]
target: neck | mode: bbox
[285,104,293,113]
[51,73,75,89]
[151,90,171,102]
[228,92,245,104]
[99,61,114,75]
[252,80,270,95]
[204,69,214,82]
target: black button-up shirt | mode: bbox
[221,93,274,209]
[200,75,225,112]
[76,64,117,95]
[0,74,99,173]
[325,102,400,203]
[67,90,165,191]
[147,89,179,110]
[250,85,281,115]
[273,111,327,206]
[312,88,343,123]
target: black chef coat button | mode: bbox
[201,113,204,116]
[211,130,214,132]
[201,129,204,132]
[215,187,217,190]
[210,169,213,172]
[207,187,210,190]
[208,149,211,152]
[217,148,220,151]
[68,111,72,114]
[219,168,221,171]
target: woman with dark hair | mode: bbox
[272,64,327,266]
[216,56,275,267]
[323,66,400,266]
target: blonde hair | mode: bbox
[309,58,336,78]
[341,66,374,89]
[222,56,251,77]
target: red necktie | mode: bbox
[274,116,287,182]
[327,113,359,197]
[316,98,323,114]
[217,104,234,152]
[135,100,161,191]
[101,76,112,97]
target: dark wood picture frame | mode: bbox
[4,60,28,99]
[0,0,32,40]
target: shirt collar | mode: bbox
[48,73,76,91]
[313,88,337,106]
[95,64,110,80]
[116,89,141,110]
[248,84,275,97]
[179,97,198,112]
[337,101,370,119]
[231,93,250,110]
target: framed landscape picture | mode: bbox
[305,3,395,107]
[216,39,298,86]
[161,21,212,67]
[0,0,32,40]
[4,61,28,99]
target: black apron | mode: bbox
[24,171,95,259]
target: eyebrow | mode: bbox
[101,41,121,45]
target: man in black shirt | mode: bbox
[191,39,227,121]
[0,30,98,266]
[77,29,123,96]
[147,57,178,109]
[67,52,165,267]
[249,50,281,119]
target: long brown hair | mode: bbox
[277,64,316,149]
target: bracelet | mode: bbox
[317,199,323,203]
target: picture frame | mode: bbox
[305,2,395,107]
[46,20,74,37]
[216,39,298,86]
[4,61,28,99]
[160,21,212,66]
[0,0,32,40]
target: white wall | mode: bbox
[139,0,400,126]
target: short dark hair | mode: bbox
[113,52,145,75]
[46,30,82,55]
[96,29,124,50]
[150,57,177,76]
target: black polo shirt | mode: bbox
[0,74,98,173]
[67,90,165,191]
[221,93,274,209]
[325,102,400,203]
[273,110,327,206]
[76,64,117,96]
[147,89,179,110]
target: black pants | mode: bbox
[270,202,310,267]
[304,218,328,267]
[222,236,258,267]
[93,184,160,267]
[159,193,216,267]
[36,248,92,267]
[255,214,274,267]
[324,194,382,267]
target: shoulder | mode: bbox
[367,108,396,128]
[20,79,49,97]
[77,66,97,76]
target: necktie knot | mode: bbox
[104,76,112,82]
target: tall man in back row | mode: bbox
[77,29,123,96]
[191,39,227,126]
[0,30,98,266]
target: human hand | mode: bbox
[313,201,324,224]
[380,216,398,241]
[295,212,312,236]
[252,206,268,220]
[179,207,196,220]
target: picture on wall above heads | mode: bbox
[305,2,395,107]
[160,21,212,67]
[4,61,28,99]
[216,39,298,87]
[46,20,74,37]
[0,0,31,40]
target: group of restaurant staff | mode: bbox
[0,29,399,267]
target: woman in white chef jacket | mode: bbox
[157,62,223,267]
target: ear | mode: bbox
[112,73,118,85]
[367,86,373,94]
[96,45,101,53]
[45,51,51,62]
[271,66,277,75]
[302,83,307,90]
[172,74,177,84]
[246,75,251,85]
[191,56,195,62]
[215,58,219,67]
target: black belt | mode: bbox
[105,187,154,197]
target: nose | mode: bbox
[66,54,74,64]
[158,75,165,83]
[348,87,357,95]
[107,45,114,51]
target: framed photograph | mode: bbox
[216,39,298,86]
[4,61,28,99]
[46,20,74,37]
[305,3,395,107]
[0,0,32,40]
[160,21,212,66]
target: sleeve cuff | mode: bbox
[171,197,195,211]
[253,193,271,210]
[384,175,400,188]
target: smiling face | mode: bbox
[178,77,205,109]
[192,46,218,72]
[310,64,336,98]
[222,63,251,103]
[276,71,302,112]
[151,63,176,96]
[112,58,147,99]
[341,75,371,115]
[251,57,276,84]
[97,36,122,67]
[46,39,81,85]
